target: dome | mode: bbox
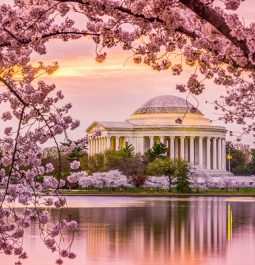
[133,95,202,115]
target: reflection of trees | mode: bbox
[229,201,255,233]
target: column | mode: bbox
[125,137,129,147]
[116,136,120,151]
[93,138,95,154]
[199,136,203,168]
[184,138,189,161]
[133,137,137,153]
[97,138,99,153]
[206,137,211,170]
[137,136,144,154]
[94,139,97,154]
[170,137,175,159]
[213,137,217,170]
[98,137,101,153]
[160,136,164,144]
[218,138,222,170]
[222,138,226,170]
[92,138,95,154]
[174,137,179,158]
[122,137,125,149]
[91,139,94,155]
[100,137,103,153]
[149,136,154,149]
[189,137,195,165]
[106,136,111,151]
[87,139,91,156]
[180,137,185,160]
[103,137,106,152]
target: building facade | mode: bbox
[86,95,227,174]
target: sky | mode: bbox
[29,0,255,146]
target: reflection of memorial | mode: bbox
[79,199,231,265]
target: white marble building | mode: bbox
[86,95,227,174]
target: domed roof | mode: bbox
[133,95,202,115]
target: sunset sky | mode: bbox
[31,0,255,146]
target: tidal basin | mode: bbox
[2,196,255,265]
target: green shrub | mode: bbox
[105,148,136,170]
[146,158,176,189]
[80,147,137,175]
[118,156,147,177]
[145,143,167,161]
[232,164,250,176]
[105,150,125,170]
[121,143,135,158]
[146,158,172,175]
[41,155,70,176]
[174,160,191,193]
[80,153,106,174]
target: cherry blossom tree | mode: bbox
[1,0,255,264]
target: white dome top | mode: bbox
[133,95,201,115]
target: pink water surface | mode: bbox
[1,196,255,265]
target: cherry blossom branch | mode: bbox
[55,0,254,69]
[0,105,26,207]
[34,107,63,180]
[0,78,28,106]
[180,0,250,60]
[0,31,99,48]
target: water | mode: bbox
[2,196,255,265]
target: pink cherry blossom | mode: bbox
[40,211,49,225]
[46,163,54,173]
[65,220,78,231]
[70,160,80,170]
[4,127,12,136]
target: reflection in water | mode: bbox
[81,199,230,265]
[2,196,255,265]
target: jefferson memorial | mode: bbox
[86,95,227,175]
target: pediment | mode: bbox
[86,122,106,134]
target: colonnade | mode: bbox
[88,135,226,171]
[88,136,111,155]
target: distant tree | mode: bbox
[175,160,191,193]
[80,153,106,174]
[235,144,251,163]
[63,138,88,162]
[145,143,168,161]
[121,143,135,158]
[247,149,255,175]
[146,158,176,190]
[227,142,250,175]
[42,147,71,176]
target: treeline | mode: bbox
[42,143,191,192]
[227,142,255,176]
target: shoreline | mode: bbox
[60,190,255,197]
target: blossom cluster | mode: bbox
[143,176,169,189]
[77,167,255,191]
[189,165,255,190]
[79,170,131,189]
